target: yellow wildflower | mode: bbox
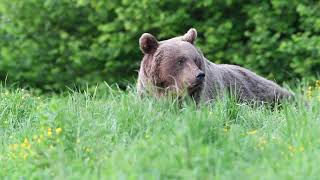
[307,86,312,100]
[316,80,320,89]
[47,128,52,137]
[76,139,80,144]
[288,145,295,153]
[23,138,31,149]
[299,146,305,152]
[55,128,62,135]
[23,153,28,160]
[33,135,38,140]
[247,130,257,135]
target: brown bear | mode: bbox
[137,28,294,104]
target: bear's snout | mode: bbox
[196,72,205,81]
[188,71,205,92]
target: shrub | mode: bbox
[0,0,319,91]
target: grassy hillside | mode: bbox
[0,82,320,179]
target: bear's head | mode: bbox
[139,28,205,97]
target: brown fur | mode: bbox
[137,28,294,104]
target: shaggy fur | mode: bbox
[137,28,293,104]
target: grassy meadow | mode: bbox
[1,82,320,179]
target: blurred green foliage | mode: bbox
[0,0,319,91]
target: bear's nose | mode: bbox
[196,72,205,81]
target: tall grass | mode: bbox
[0,83,319,179]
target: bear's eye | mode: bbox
[194,57,202,67]
[177,57,186,65]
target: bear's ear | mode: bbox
[182,28,197,44]
[139,33,159,54]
